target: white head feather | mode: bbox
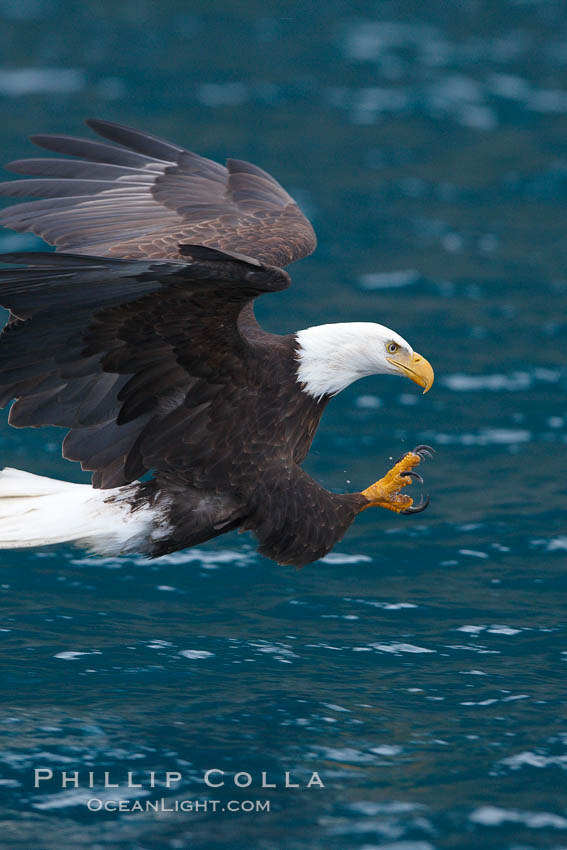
[295,322,414,400]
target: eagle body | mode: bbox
[122,329,362,565]
[0,120,434,566]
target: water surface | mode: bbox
[0,1,566,847]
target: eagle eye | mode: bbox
[387,342,400,354]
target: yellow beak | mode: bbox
[386,351,434,394]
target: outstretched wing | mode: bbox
[0,250,289,488]
[0,119,317,267]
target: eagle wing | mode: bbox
[0,250,290,489]
[0,119,317,268]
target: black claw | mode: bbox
[400,470,424,485]
[395,444,436,464]
[413,444,435,459]
[402,495,430,515]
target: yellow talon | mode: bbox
[360,451,425,514]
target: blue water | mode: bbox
[1,1,566,848]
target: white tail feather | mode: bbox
[0,467,154,554]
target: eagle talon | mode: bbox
[395,444,435,464]
[402,495,430,514]
[360,446,433,516]
[400,470,423,485]
[413,444,435,460]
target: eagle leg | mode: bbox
[359,446,434,515]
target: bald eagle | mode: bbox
[0,120,434,566]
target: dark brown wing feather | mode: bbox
[0,119,317,267]
[0,250,289,489]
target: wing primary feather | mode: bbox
[29,133,166,167]
[0,178,149,198]
[85,118,184,160]
[5,159,157,181]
